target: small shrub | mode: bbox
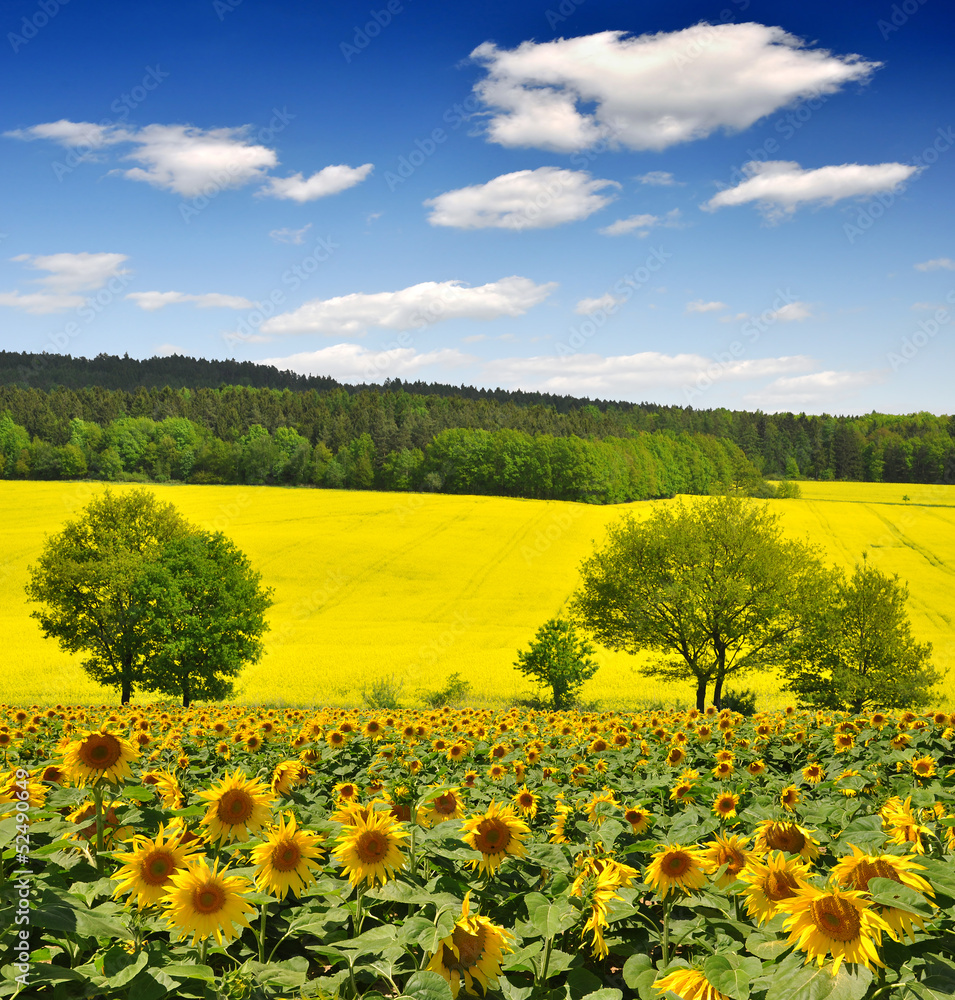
[422,671,471,708]
[720,687,757,715]
[362,674,404,710]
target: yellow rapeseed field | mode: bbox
[1,480,952,710]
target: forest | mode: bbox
[0,350,953,498]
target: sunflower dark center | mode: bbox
[272,841,302,872]
[356,830,387,863]
[810,897,862,942]
[194,883,226,914]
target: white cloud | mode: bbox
[6,119,363,201]
[270,224,313,245]
[425,167,618,230]
[155,343,188,356]
[599,209,681,237]
[126,291,255,311]
[483,351,815,395]
[575,293,623,314]
[635,171,678,186]
[914,257,955,271]
[4,119,129,148]
[0,252,129,313]
[259,163,374,202]
[774,301,814,321]
[745,369,884,409]
[704,160,918,219]
[470,25,879,152]
[260,344,474,382]
[119,124,277,197]
[259,275,558,337]
[686,299,727,313]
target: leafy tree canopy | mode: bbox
[514,617,598,710]
[25,487,272,704]
[571,496,833,711]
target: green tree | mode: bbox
[24,488,271,704]
[514,617,599,710]
[136,531,273,706]
[571,496,831,710]
[781,554,939,713]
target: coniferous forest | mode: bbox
[0,350,952,501]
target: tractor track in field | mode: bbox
[864,505,954,577]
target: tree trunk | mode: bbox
[182,675,191,709]
[713,674,724,710]
[121,655,132,705]
[696,675,707,712]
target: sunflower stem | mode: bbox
[661,894,674,968]
[258,900,268,964]
[91,781,106,873]
[538,935,554,986]
[355,884,366,936]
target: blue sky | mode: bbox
[1,0,952,413]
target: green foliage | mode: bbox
[571,496,833,711]
[24,487,271,705]
[782,554,940,713]
[422,671,472,709]
[514,617,598,710]
[719,687,758,715]
[362,674,405,710]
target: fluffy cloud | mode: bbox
[483,350,815,395]
[259,276,557,337]
[914,257,955,271]
[6,119,366,201]
[575,293,623,315]
[470,25,879,152]
[126,291,255,311]
[599,209,680,237]
[635,171,678,186]
[704,160,918,219]
[686,299,727,313]
[260,344,474,382]
[745,369,884,409]
[260,163,373,202]
[0,252,129,313]
[425,168,618,230]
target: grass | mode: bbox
[1,480,952,710]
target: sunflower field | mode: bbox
[1,703,954,1000]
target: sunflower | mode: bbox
[778,882,890,974]
[198,769,275,845]
[880,796,931,853]
[797,762,823,785]
[737,851,813,925]
[163,858,256,947]
[423,788,467,827]
[511,785,538,819]
[653,966,731,1000]
[712,792,740,819]
[747,759,767,776]
[644,843,709,898]
[462,800,530,875]
[61,729,138,785]
[624,806,653,835]
[753,820,820,861]
[669,780,696,806]
[665,746,686,767]
[333,810,409,887]
[68,800,133,847]
[831,845,935,942]
[911,756,936,778]
[549,801,574,844]
[711,760,734,780]
[271,760,312,796]
[426,893,512,998]
[780,785,801,811]
[111,825,202,908]
[250,813,324,899]
[0,769,46,816]
[703,834,757,888]
[586,788,619,826]
[571,855,639,957]
[141,769,184,809]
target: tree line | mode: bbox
[0,351,953,484]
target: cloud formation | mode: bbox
[471,25,879,152]
[599,209,680,237]
[5,119,369,200]
[575,293,623,315]
[126,291,255,311]
[259,276,557,336]
[260,344,474,382]
[686,299,727,313]
[745,369,884,409]
[914,257,955,271]
[704,160,917,219]
[0,252,129,313]
[425,167,618,230]
[260,163,374,202]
